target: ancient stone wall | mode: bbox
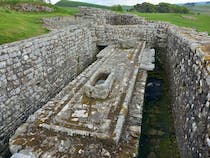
[76,7,111,25]
[0,25,97,155]
[105,14,145,25]
[95,22,167,47]
[77,7,168,47]
[77,7,210,157]
[42,17,77,31]
[0,6,209,158]
[166,26,210,158]
[12,3,54,12]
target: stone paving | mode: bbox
[9,41,153,158]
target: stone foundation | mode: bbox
[0,6,209,158]
[9,41,148,158]
[166,26,210,158]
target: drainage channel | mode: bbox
[138,49,180,158]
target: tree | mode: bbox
[111,5,123,12]
[157,3,170,13]
[131,2,189,14]
[134,2,156,13]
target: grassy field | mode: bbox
[132,12,210,34]
[0,7,78,45]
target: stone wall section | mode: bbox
[166,26,210,158]
[76,7,168,47]
[77,7,210,157]
[0,25,97,155]
[42,17,77,31]
[12,3,54,12]
[95,22,167,47]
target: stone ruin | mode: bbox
[0,7,209,158]
[10,3,54,12]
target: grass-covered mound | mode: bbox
[0,0,51,7]
[0,1,78,44]
[55,0,110,9]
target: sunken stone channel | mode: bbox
[9,40,151,158]
[0,6,209,158]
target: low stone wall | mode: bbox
[95,22,167,47]
[12,3,54,12]
[76,7,111,25]
[0,25,97,156]
[106,14,145,25]
[42,17,77,31]
[166,26,210,158]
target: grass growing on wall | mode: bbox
[0,7,78,45]
[55,0,111,9]
[132,12,210,34]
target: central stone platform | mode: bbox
[9,41,151,158]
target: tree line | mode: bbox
[130,2,189,14]
[0,0,51,3]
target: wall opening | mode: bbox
[93,73,109,86]
[97,45,107,52]
[1,145,11,158]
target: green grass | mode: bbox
[0,7,78,44]
[0,0,44,2]
[55,0,110,9]
[132,12,210,34]
[0,0,50,6]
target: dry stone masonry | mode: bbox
[0,6,209,158]
[10,41,148,158]
[12,3,54,12]
[0,24,98,156]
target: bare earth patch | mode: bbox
[201,43,210,55]
[181,15,197,21]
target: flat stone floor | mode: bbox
[9,41,148,158]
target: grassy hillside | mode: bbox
[0,0,44,2]
[55,0,110,9]
[183,2,210,15]
[0,0,48,6]
[0,5,78,44]
[189,4,210,15]
[133,12,210,34]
